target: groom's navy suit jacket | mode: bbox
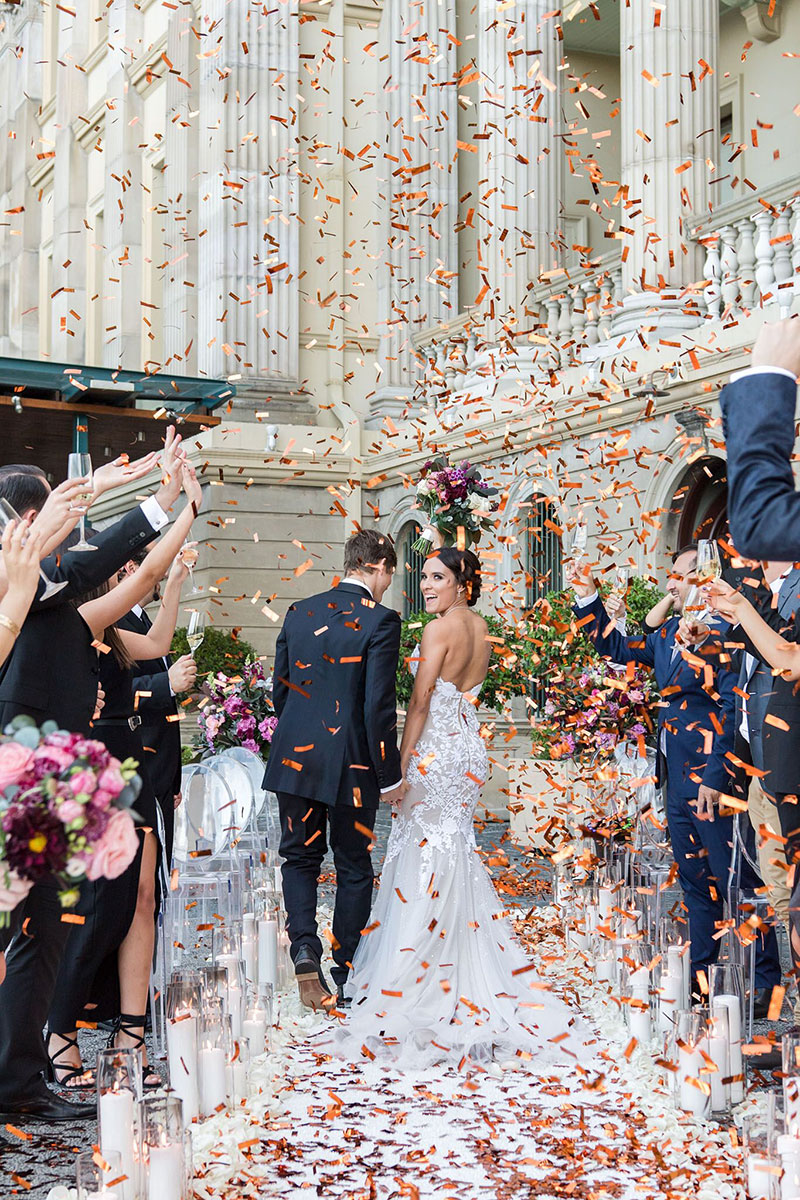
[574,596,738,800]
[721,369,800,560]
[263,581,402,809]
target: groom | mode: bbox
[263,528,405,1009]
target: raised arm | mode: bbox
[0,520,45,669]
[721,319,800,559]
[79,465,200,640]
[117,555,190,660]
[708,578,800,680]
[564,561,656,669]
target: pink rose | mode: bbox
[0,866,33,913]
[92,789,113,812]
[69,769,97,796]
[86,810,138,881]
[97,766,125,795]
[32,744,73,771]
[56,799,84,824]
[0,742,35,791]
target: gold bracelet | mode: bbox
[0,612,21,639]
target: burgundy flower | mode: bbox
[2,801,69,882]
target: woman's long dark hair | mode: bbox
[74,578,133,671]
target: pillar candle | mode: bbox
[657,971,682,1035]
[678,1039,710,1118]
[714,995,744,1104]
[595,955,614,984]
[778,1134,800,1199]
[199,1046,227,1116]
[242,934,257,983]
[748,1153,779,1200]
[706,1027,730,1113]
[166,1013,199,1123]
[786,1078,800,1138]
[629,967,651,1045]
[229,1058,248,1104]
[99,1089,136,1200]
[258,918,279,988]
[148,1143,184,1200]
[597,886,614,926]
[242,1014,267,1056]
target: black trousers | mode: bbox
[277,792,377,988]
[0,879,72,1103]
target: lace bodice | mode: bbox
[385,658,488,878]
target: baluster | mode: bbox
[584,286,599,347]
[597,281,613,340]
[720,225,740,314]
[557,293,572,340]
[774,206,793,315]
[572,283,587,343]
[611,267,624,307]
[703,236,721,320]
[546,296,561,367]
[736,217,757,311]
[754,210,776,306]
[791,197,800,297]
[466,331,476,367]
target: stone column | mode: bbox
[162,4,200,376]
[616,0,718,331]
[0,7,45,359]
[197,0,300,411]
[372,0,460,416]
[102,0,145,369]
[50,5,90,363]
[477,0,562,328]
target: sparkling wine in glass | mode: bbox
[611,565,631,597]
[186,609,206,659]
[67,453,97,552]
[695,539,721,586]
[0,498,68,600]
[180,544,200,596]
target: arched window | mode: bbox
[670,457,728,549]
[522,495,563,607]
[398,521,425,617]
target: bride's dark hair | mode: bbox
[432,547,482,607]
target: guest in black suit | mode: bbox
[0,432,186,1122]
[264,528,405,1009]
[117,551,197,867]
[721,317,800,560]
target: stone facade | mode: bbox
[1,0,799,811]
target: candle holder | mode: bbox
[141,1094,188,1200]
[228,1035,251,1105]
[743,1100,780,1199]
[706,1004,731,1117]
[201,964,230,1008]
[620,947,652,1047]
[76,1149,123,1200]
[242,911,258,984]
[709,962,745,1105]
[166,972,202,1124]
[243,988,273,1056]
[784,1033,800,1137]
[212,922,243,960]
[255,889,280,990]
[675,1008,710,1119]
[96,1048,143,1200]
[199,1017,228,1117]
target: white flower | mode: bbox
[65,857,86,878]
[416,479,433,497]
[468,493,483,511]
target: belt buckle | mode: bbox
[128,715,142,731]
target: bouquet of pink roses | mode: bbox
[0,716,141,917]
[196,657,277,760]
[411,455,498,554]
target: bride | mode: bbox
[332,546,586,1068]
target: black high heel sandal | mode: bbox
[109,1013,162,1090]
[46,1031,95,1089]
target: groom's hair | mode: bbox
[344,528,397,575]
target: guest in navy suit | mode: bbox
[721,317,800,560]
[567,547,781,1001]
[263,529,405,1010]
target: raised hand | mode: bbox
[168,654,197,694]
[705,578,744,622]
[92,451,159,500]
[564,556,595,597]
[1,519,44,609]
[182,462,202,512]
[153,426,186,512]
[31,477,89,546]
[751,315,800,377]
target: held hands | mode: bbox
[168,654,197,694]
[381,780,408,807]
[563,557,595,598]
[751,315,800,378]
[1,519,44,608]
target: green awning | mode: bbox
[0,357,234,413]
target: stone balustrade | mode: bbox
[692,176,800,319]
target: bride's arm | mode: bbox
[399,621,448,777]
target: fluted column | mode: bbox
[374,0,459,407]
[477,0,561,327]
[102,0,145,369]
[618,0,718,310]
[50,6,90,363]
[197,0,299,407]
[162,4,199,376]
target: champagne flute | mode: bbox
[186,609,207,659]
[0,498,68,600]
[563,511,588,589]
[67,452,97,552]
[695,539,721,585]
[180,544,200,596]
[683,583,711,629]
[611,565,631,597]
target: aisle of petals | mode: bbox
[189,905,748,1199]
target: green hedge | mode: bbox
[170,626,257,680]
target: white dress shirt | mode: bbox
[131,601,174,693]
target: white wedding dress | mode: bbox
[331,661,587,1069]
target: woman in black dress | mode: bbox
[46,463,201,1087]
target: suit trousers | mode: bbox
[277,793,377,988]
[748,777,791,924]
[667,789,782,987]
[0,878,73,1102]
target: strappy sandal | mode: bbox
[109,1013,162,1090]
[46,1031,95,1089]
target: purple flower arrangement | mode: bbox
[196,658,277,760]
[531,664,656,762]
[0,717,142,917]
[412,455,498,553]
